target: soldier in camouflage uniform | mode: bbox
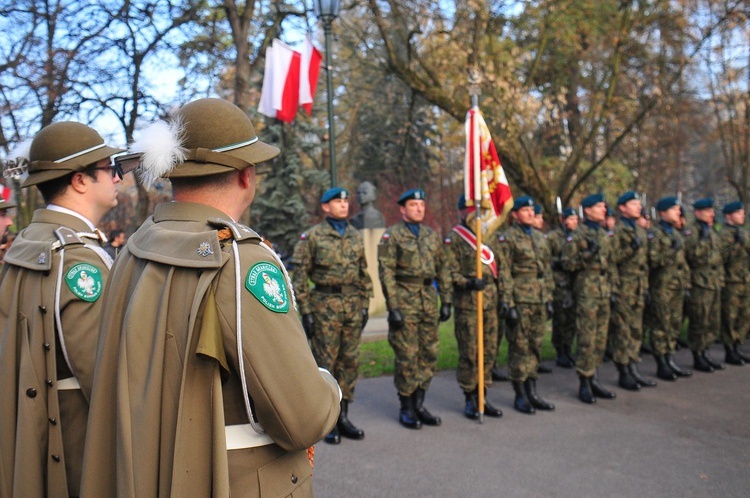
[561,193,618,404]
[719,201,750,365]
[532,202,554,374]
[444,195,503,420]
[495,196,556,414]
[378,189,452,429]
[647,196,693,381]
[610,192,657,390]
[292,187,373,444]
[683,197,726,372]
[549,207,578,368]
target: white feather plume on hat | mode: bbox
[131,118,187,188]
[3,139,33,179]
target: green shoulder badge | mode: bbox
[245,262,290,313]
[65,263,103,302]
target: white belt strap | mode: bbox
[225,424,275,450]
[56,377,81,391]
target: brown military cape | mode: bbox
[80,202,340,498]
[0,209,112,497]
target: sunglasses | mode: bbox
[90,162,125,180]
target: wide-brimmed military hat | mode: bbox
[0,199,16,210]
[19,122,124,188]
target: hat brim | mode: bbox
[0,201,16,209]
[166,140,280,179]
[21,145,125,187]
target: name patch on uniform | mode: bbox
[245,262,289,313]
[65,263,103,302]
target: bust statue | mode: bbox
[350,181,386,229]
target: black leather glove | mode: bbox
[562,291,574,309]
[387,309,405,330]
[587,238,600,255]
[499,302,510,319]
[630,236,642,249]
[506,307,520,326]
[610,293,618,305]
[671,237,682,251]
[546,301,554,320]
[734,229,745,244]
[361,308,369,329]
[466,277,487,291]
[644,289,652,307]
[700,223,711,240]
[439,304,452,322]
[302,313,315,339]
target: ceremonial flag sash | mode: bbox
[452,224,497,279]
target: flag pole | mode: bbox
[470,94,485,424]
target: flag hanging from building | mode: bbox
[464,106,513,236]
[258,37,322,123]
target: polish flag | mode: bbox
[258,38,322,123]
[0,184,10,202]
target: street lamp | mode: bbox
[313,0,340,187]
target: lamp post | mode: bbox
[313,0,340,188]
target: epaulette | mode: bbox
[207,217,261,243]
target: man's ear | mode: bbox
[69,172,89,194]
[238,168,253,189]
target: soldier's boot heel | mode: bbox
[338,400,365,440]
[482,388,503,418]
[655,355,677,381]
[724,345,745,366]
[692,351,714,373]
[413,388,442,426]
[398,394,422,429]
[512,381,536,414]
[524,378,555,411]
[578,375,596,404]
[702,349,725,370]
[629,361,656,387]
[590,370,616,399]
[324,426,341,445]
[666,354,692,377]
[615,363,640,391]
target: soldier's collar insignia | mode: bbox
[684,229,692,235]
[245,262,289,313]
[37,252,47,265]
[197,241,214,257]
[65,263,103,302]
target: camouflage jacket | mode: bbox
[683,220,724,290]
[443,224,498,311]
[494,223,554,306]
[611,219,649,295]
[718,224,750,285]
[378,221,451,311]
[291,220,373,315]
[648,221,690,291]
[547,226,574,289]
[561,220,616,299]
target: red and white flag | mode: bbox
[464,106,513,236]
[258,37,322,123]
[0,184,11,202]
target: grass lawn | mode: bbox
[358,318,558,378]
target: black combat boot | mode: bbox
[464,389,479,419]
[512,381,536,414]
[398,394,422,429]
[702,349,725,370]
[666,354,693,377]
[324,425,341,444]
[590,370,616,399]
[524,378,555,411]
[724,345,745,366]
[413,388,441,426]
[337,400,365,440]
[615,362,640,391]
[491,366,509,381]
[735,344,750,363]
[537,364,553,374]
[629,361,656,387]
[692,350,714,372]
[556,347,575,368]
[482,389,503,418]
[564,345,577,364]
[578,375,596,404]
[655,355,677,381]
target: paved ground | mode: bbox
[312,345,750,497]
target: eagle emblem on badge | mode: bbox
[37,252,47,265]
[197,241,214,257]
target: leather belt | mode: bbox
[225,424,275,450]
[396,276,433,286]
[314,284,358,294]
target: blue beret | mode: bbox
[693,197,714,210]
[457,194,467,210]
[398,188,426,205]
[534,203,543,215]
[655,196,679,212]
[617,191,640,205]
[512,195,535,211]
[581,193,604,208]
[606,206,615,217]
[562,207,577,218]
[723,201,743,214]
[320,187,349,203]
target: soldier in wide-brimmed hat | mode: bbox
[81,98,341,497]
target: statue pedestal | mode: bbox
[361,227,386,317]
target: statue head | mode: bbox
[356,181,377,205]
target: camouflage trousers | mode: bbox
[721,283,750,346]
[575,295,610,377]
[648,287,684,356]
[454,306,498,392]
[388,308,439,396]
[552,288,576,351]
[686,286,720,352]
[506,303,546,382]
[610,293,645,364]
[310,293,364,401]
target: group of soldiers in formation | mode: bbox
[292,185,750,446]
[1,96,748,497]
